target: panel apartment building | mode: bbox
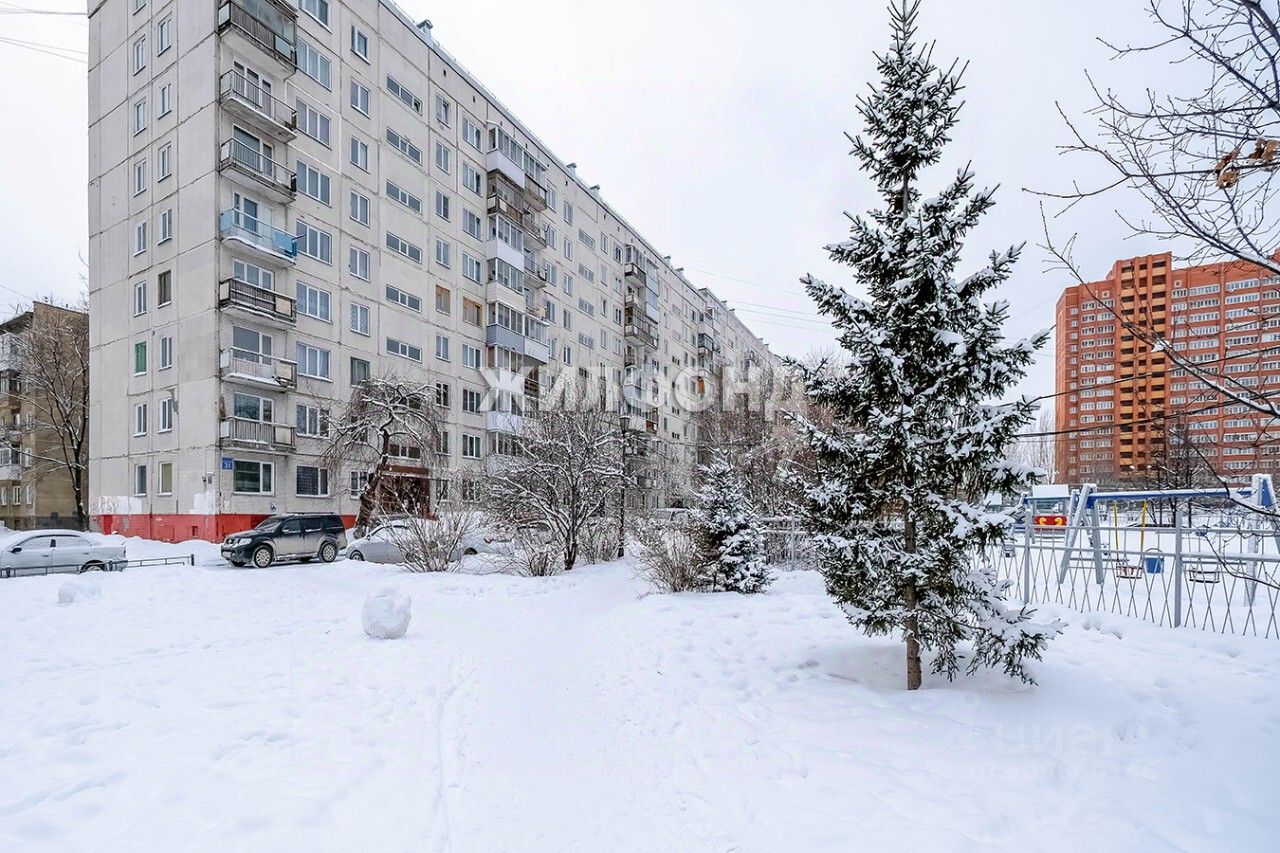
[87,0,780,542]
[1055,251,1280,486]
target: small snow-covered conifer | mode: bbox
[691,454,771,594]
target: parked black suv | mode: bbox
[221,513,348,568]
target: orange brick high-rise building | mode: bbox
[1055,252,1280,486]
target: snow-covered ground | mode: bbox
[1,544,1278,851]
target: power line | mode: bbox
[0,36,86,61]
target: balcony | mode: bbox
[486,236,526,273]
[0,463,21,482]
[218,138,296,203]
[218,70,297,141]
[218,209,296,264]
[219,277,297,326]
[484,150,548,212]
[624,262,647,285]
[625,322,658,351]
[485,410,525,435]
[621,413,658,434]
[697,332,718,354]
[216,0,296,67]
[220,417,295,450]
[220,348,296,388]
[524,337,550,365]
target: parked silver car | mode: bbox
[0,530,126,577]
[343,519,511,564]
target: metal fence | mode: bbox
[758,517,813,566]
[0,554,195,580]
[984,521,1280,639]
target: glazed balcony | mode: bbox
[216,0,297,68]
[218,277,297,326]
[218,138,296,203]
[218,70,297,141]
[217,209,296,264]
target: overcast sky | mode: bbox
[2,0,1176,398]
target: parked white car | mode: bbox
[343,519,512,564]
[0,530,126,577]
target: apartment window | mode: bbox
[387,337,422,362]
[296,281,331,321]
[436,429,451,457]
[435,285,452,315]
[386,285,421,311]
[159,397,173,432]
[386,76,422,113]
[296,343,331,379]
[462,163,481,195]
[386,128,421,163]
[159,335,173,369]
[133,221,147,255]
[350,302,370,336]
[132,35,147,74]
[463,299,482,327]
[435,382,451,408]
[158,209,173,243]
[462,252,482,283]
[462,208,482,239]
[233,460,273,494]
[350,190,370,226]
[462,389,481,414]
[349,246,370,279]
[563,238,573,261]
[157,143,172,180]
[133,0,145,12]
[435,142,451,173]
[297,160,331,204]
[297,99,331,146]
[563,274,573,296]
[563,201,573,224]
[435,94,452,126]
[350,135,370,170]
[133,98,147,133]
[157,16,172,54]
[133,159,147,195]
[462,433,482,459]
[158,83,172,117]
[157,270,172,306]
[158,462,173,495]
[296,38,331,89]
[296,465,330,497]
[350,26,369,60]
[462,117,482,150]
[434,239,452,268]
[133,341,147,374]
[134,464,148,496]
[350,80,370,116]
[349,357,371,387]
[296,404,329,437]
[386,232,422,263]
[349,471,370,497]
[386,180,422,214]
[462,344,481,369]
[133,402,148,435]
[434,191,451,221]
[435,334,450,362]
[133,280,147,316]
[296,221,332,263]
[562,346,572,366]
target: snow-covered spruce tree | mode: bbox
[789,0,1062,689]
[691,454,771,594]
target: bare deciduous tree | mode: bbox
[9,301,90,529]
[322,376,446,536]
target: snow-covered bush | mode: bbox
[633,518,705,593]
[389,511,483,573]
[690,454,771,594]
[58,578,101,604]
[578,516,622,565]
[362,587,411,639]
[500,526,559,577]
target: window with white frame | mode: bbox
[386,285,420,311]
[386,180,422,214]
[132,35,147,74]
[296,404,329,437]
[350,190,370,226]
[159,208,172,243]
[134,464,148,496]
[350,25,369,60]
[435,239,452,268]
[462,208,482,239]
[462,116,482,150]
[157,143,172,180]
[350,135,370,170]
[297,159,331,204]
[296,37,331,89]
[296,465,329,497]
[133,280,147,316]
[133,221,147,255]
[462,253,482,283]
[134,340,147,374]
[296,281,331,321]
[386,232,422,263]
[462,344,481,369]
[133,159,147,195]
[157,16,172,53]
[434,191,450,220]
[233,459,273,494]
[435,142,451,173]
[435,334,450,361]
[462,433,482,458]
[296,342,331,379]
[386,76,422,113]
[387,338,422,361]
[462,162,481,195]
[349,302,370,335]
[350,79,370,115]
[159,397,173,432]
[133,98,147,133]
[157,270,172,306]
[134,402,148,435]
[158,82,172,117]
[348,246,370,280]
[296,221,332,263]
[158,462,173,495]
[386,128,421,163]
[435,94,451,126]
[296,98,331,146]
[462,389,481,414]
[159,335,173,369]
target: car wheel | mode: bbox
[252,545,274,568]
[349,550,365,561]
[230,561,246,567]
[78,560,104,574]
[318,541,338,563]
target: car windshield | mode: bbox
[254,516,284,531]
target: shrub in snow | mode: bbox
[362,587,411,639]
[58,578,102,604]
[389,511,484,573]
[633,519,705,593]
[787,1,1061,688]
[690,454,771,594]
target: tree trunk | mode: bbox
[904,585,922,690]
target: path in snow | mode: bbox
[0,554,1277,851]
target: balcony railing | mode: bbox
[218,70,296,137]
[218,277,297,323]
[220,348,297,387]
[219,138,296,197]
[217,0,296,66]
[220,417,295,449]
[218,209,297,260]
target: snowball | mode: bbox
[58,578,102,605]
[362,587,411,640]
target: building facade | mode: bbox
[0,304,90,531]
[87,0,779,541]
[1055,251,1280,486]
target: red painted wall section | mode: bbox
[95,514,357,543]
